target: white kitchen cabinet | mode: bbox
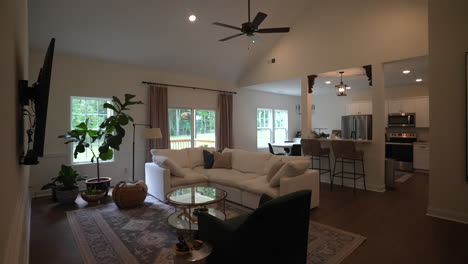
[413,143,430,170]
[415,97,430,127]
[346,101,372,115]
[388,99,416,114]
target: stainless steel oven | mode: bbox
[388,113,416,127]
[385,133,417,171]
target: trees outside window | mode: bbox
[257,108,289,149]
[169,108,216,149]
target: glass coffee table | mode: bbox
[166,186,227,231]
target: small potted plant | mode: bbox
[80,186,106,203]
[59,94,143,195]
[41,165,86,204]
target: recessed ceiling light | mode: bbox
[416,78,423,82]
[325,81,331,84]
[402,70,411,74]
[189,15,197,22]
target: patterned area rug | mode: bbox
[67,196,365,264]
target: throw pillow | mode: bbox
[152,155,186,178]
[269,160,310,187]
[203,150,215,169]
[212,152,232,169]
[266,160,285,182]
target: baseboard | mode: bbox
[320,178,386,193]
[3,186,31,264]
[426,207,468,225]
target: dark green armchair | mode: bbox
[198,190,312,264]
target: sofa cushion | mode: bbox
[186,147,215,168]
[213,152,232,169]
[263,155,310,175]
[171,168,208,187]
[203,150,215,169]
[152,156,186,178]
[223,148,272,174]
[266,160,285,182]
[239,176,280,198]
[203,169,261,189]
[269,160,310,187]
[150,149,190,168]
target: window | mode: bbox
[70,97,114,164]
[169,108,216,149]
[257,108,289,148]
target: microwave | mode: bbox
[388,113,416,127]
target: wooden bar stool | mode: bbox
[331,140,367,194]
[301,139,332,190]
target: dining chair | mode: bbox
[268,143,286,156]
[289,144,302,156]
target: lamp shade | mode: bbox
[142,128,162,139]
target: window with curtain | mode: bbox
[257,108,289,149]
[70,96,114,164]
[168,108,216,149]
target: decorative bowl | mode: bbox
[80,190,106,203]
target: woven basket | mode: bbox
[112,181,148,209]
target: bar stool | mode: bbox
[331,141,367,194]
[301,139,332,190]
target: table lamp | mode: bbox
[132,124,162,182]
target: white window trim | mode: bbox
[256,108,289,149]
[70,96,115,165]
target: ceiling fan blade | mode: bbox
[219,33,245,42]
[252,12,267,27]
[257,27,290,33]
[213,22,242,31]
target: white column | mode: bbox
[301,76,312,139]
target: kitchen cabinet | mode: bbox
[413,143,429,170]
[387,96,429,128]
[388,99,416,114]
[415,97,430,127]
[346,101,372,115]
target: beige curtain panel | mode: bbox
[147,85,170,161]
[217,93,233,150]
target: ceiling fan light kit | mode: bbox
[213,0,290,42]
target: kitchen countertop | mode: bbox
[317,138,373,143]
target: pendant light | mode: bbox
[335,71,349,96]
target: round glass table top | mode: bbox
[166,186,227,206]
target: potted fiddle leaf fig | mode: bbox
[59,94,143,195]
[41,164,86,204]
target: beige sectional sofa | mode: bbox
[145,148,320,209]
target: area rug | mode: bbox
[395,171,414,183]
[67,196,365,264]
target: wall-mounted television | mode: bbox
[19,38,55,165]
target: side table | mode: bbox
[173,242,212,264]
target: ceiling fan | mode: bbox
[213,0,290,42]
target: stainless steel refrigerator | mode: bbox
[341,115,373,140]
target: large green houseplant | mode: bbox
[41,164,86,204]
[59,94,143,194]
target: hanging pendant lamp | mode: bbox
[335,71,349,96]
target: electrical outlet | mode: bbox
[124,167,128,174]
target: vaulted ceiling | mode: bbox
[29,0,309,83]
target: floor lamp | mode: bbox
[132,124,162,182]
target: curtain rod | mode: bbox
[141,81,237,95]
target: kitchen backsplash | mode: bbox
[386,127,430,142]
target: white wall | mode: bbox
[238,0,428,192]
[0,0,30,263]
[233,89,301,152]
[427,0,468,223]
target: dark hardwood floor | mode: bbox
[30,173,468,264]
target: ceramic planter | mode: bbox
[55,187,79,204]
[85,177,112,196]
